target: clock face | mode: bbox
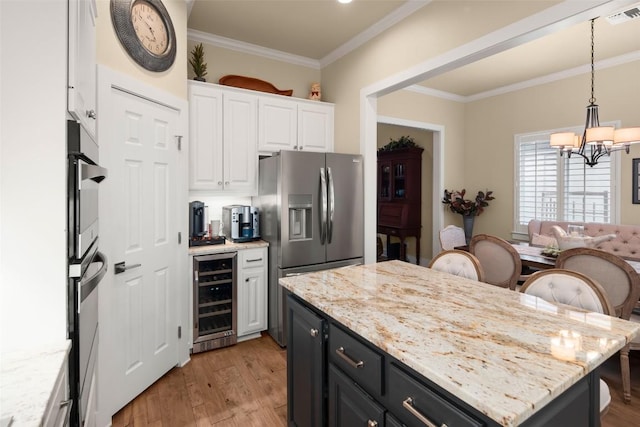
[131,0,168,56]
[111,0,176,72]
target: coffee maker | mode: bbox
[189,201,207,240]
[222,205,260,242]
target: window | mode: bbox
[514,127,619,235]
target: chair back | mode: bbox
[469,234,521,290]
[428,250,485,282]
[439,225,466,251]
[556,247,640,320]
[520,269,615,315]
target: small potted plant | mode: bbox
[189,43,208,82]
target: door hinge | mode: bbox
[175,135,183,151]
[178,326,182,339]
[178,232,182,244]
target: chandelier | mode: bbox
[550,19,639,167]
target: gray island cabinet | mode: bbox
[281,261,640,427]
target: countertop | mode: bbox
[280,260,640,427]
[188,239,268,256]
[1,341,71,426]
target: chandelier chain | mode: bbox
[590,19,596,104]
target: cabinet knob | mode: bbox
[86,109,96,119]
[309,328,319,337]
[218,181,223,185]
[225,181,229,185]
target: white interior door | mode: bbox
[98,83,180,423]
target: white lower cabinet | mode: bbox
[237,247,268,338]
[43,350,71,427]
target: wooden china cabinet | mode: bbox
[377,146,423,264]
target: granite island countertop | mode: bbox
[280,260,640,427]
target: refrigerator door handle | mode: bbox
[327,167,334,243]
[320,167,327,244]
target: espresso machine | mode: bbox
[222,205,260,242]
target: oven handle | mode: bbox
[80,251,107,302]
[81,163,108,183]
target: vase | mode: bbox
[462,215,475,245]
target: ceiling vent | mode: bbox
[605,3,640,25]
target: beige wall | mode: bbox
[185,40,321,100]
[96,0,188,99]
[376,125,434,261]
[322,1,556,156]
[465,60,640,240]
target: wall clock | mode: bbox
[111,0,176,72]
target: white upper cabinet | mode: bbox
[223,91,258,194]
[258,97,298,155]
[297,102,334,153]
[258,96,334,155]
[68,0,97,138]
[188,82,258,195]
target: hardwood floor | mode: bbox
[113,333,640,426]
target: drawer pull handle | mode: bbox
[402,397,447,427]
[310,328,319,337]
[335,346,364,368]
[367,420,378,427]
[246,258,262,263]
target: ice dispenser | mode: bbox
[288,195,312,240]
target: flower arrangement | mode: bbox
[442,189,495,216]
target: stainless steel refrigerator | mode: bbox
[254,151,364,346]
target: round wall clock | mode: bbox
[111,0,177,72]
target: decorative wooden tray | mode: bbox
[219,75,293,96]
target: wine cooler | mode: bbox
[193,252,237,353]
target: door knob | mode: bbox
[114,261,141,274]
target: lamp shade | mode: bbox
[550,132,576,148]
[585,126,614,146]
[613,127,640,145]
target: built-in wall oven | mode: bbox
[67,119,107,427]
[192,253,237,353]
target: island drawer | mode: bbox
[328,364,385,427]
[387,363,483,427]
[329,323,384,397]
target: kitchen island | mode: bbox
[280,260,640,427]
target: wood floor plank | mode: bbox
[112,332,639,427]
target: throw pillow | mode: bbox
[531,233,558,248]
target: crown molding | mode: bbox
[406,50,640,103]
[320,0,431,68]
[187,29,321,70]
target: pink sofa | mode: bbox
[528,220,640,261]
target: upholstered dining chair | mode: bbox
[520,268,614,418]
[428,250,485,282]
[469,234,522,291]
[556,247,640,404]
[439,225,466,251]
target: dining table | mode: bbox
[510,242,640,274]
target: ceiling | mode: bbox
[187,0,640,99]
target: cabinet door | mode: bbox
[328,364,385,427]
[288,295,326,427]
[258,96,297,154]
[238,247,267,337]
[68,0,97,138]
[298,102,334,152]
[223,91,258,194]
[189,83,224,190]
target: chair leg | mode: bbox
[620,344,631,404]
